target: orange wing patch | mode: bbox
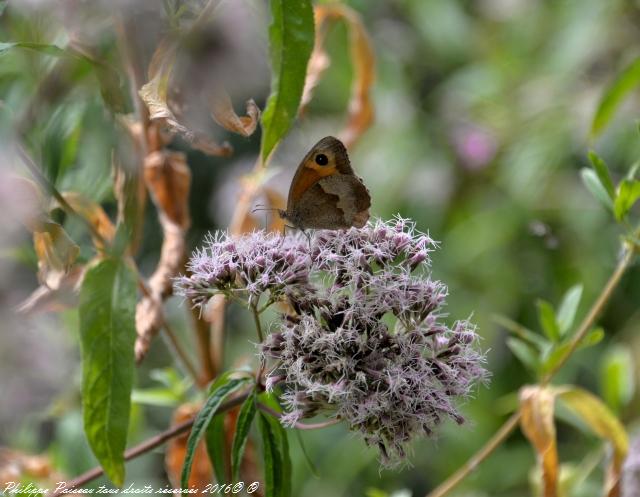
[288,158,338,205]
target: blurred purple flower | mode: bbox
[452,125,497,170]
[176,218,488,468]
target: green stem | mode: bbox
[251,303,265,342]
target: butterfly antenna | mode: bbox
[251,204,279,214]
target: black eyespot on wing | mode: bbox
[315,153,329,166]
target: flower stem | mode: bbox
[251,303,264,343]
[426,236,638,497]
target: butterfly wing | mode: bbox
[288,174,371,230]
[282,136,371,230]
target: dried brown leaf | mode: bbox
[59,192,116,250]
[144,150,192,229]
[135,296,165,363]
[33,222,80,289]
[210,93,260,137]
[139,38,235,157]
[136,151,190,362]
[519,385,558,497]
[555,386,629,497]
[135,221,186,362]
[301,5,375,148]
[165,403,213,494]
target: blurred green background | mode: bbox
[1,0,639,496]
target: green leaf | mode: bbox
[579,327,605,349]
[260,0,315,162]
[557,285,583,336]
[580,168,614,211]
[614,179,640,221]
[131,388,181,407]
[180,377,249,488]
[600,346,635,413]
[541,341,572,375]
[79,258,137,486]
[587,151,616,200]
[536,300,560,342]
[258,412,291,497]
[506,337,540,375]
[627,160,640,181]
[205,414,228,486]
[231,391,257,481]
[591,57,640,139]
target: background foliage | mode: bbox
[1,0,640,496]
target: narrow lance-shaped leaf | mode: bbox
[258,411,292,497]
[205,414,228,485]
[581,168,614,211]
[507,337,541,375]
[260,0,315,163]
[555,386,629,497]
[556,285,583,336]
[591,57,640,139]
[181,377,249,488]
[231,391,257,481]
[588,151,616,201]
[79,257,137,486]
[536,300,560,342]
[519,386,558,497]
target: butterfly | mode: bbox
[278,136,371,231]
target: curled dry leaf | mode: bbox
[139,37,260,156]
[519,385,558,497]
[135,150,191,363]
[555,386,629,497]
[300,4,375,148]
[165,403,213,495]
[58,192,116,251]
[144,150,192,229]
[34,222,80,290]
[209,92,260,138]
[9,177,86,311]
